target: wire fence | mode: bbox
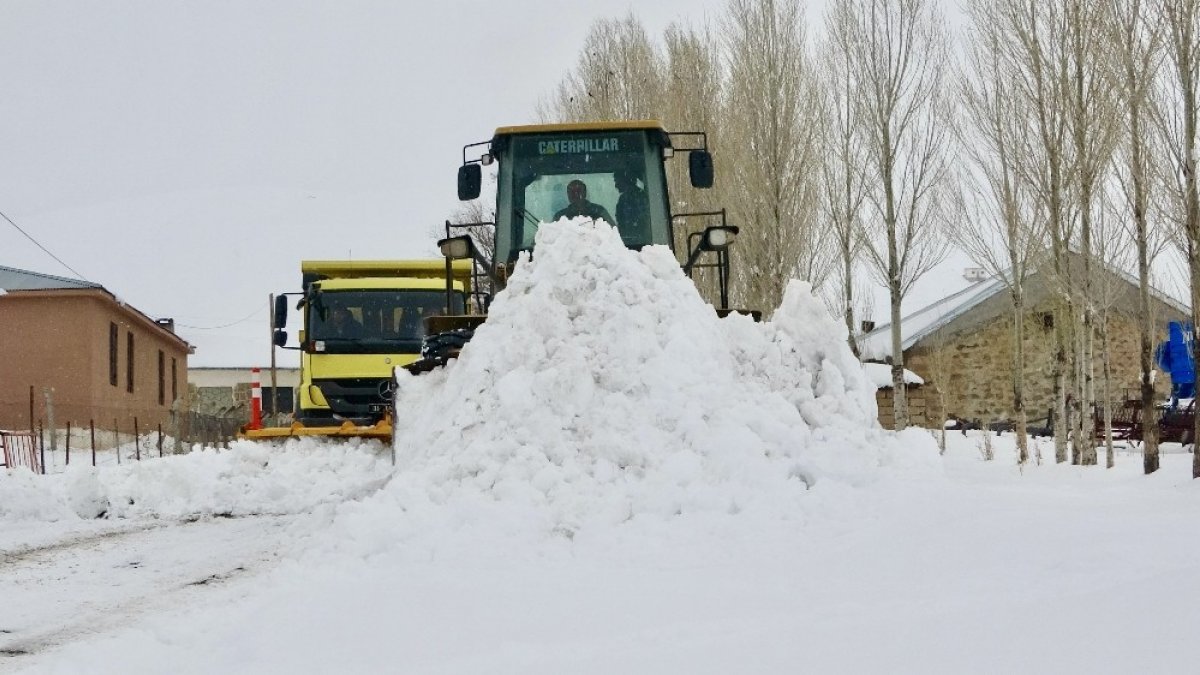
[0,404,251,475]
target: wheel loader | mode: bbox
[413,119,747,369]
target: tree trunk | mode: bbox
[1013,289,1029,464]
[889,281,908,431]
[1054,306,1070,464]
[844,250,859,358]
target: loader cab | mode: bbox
[458,121,712,266]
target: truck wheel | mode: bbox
[421,328,476,361]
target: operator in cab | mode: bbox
[614,169,650,242]
[553,179,615,225]
[327,304,365,339]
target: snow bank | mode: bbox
[375,221,940,546]
[0,438,390,522]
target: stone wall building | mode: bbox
[859,259,1188,427]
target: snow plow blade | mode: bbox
[237,418,393,441]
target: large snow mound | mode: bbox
[383,221,940,541]
[0,439,390,523]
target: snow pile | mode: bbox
[381,220,939,542]
[0,438,390,522]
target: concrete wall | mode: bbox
[0,289,190,432]
[188,368,300,388]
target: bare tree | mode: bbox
[1091,197,1136,469]
[538,14,665,123]
[1153,0,1200,478]
[957,0,1050,464]
[720,0,828,312]
[662,21,730,294]
[1111,0,1167,472]
[1062,0,1122,466]
[990,0,1076,463]
[820,6,872,357]
[837,0,954,430]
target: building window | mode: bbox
[109,323,118,386]
[171,357,178,404]
[126,332,135,393]
[157,350,165,405]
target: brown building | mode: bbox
[0,265,192,433]
[860,261,1189,427]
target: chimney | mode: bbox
[155,317,176,333]
[861,320,876,333]
[963,267,988,283]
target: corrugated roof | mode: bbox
[859,278,1006,360]
[0,264,193,353]
[859,252,1193,361]
[0,264,102,291]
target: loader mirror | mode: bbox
[273,295,288,329]
[273,329,288,347]
[458,164,482,200]
[689,150,714,188]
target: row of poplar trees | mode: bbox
[530,0,1200,478]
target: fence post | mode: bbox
[66,421,72,466]
[134,417,140,461]
[114,418,120,465]
[90,419,96,467]
[170,398,182,455]
[157,424,163,458]
[38,423,45,475]
[43,388,56,452]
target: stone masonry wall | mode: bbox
[876,383,944,430]
[904,310,1166,426]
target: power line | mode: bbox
[176,305,266,330]
[0,208,90,281]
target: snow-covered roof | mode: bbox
[859,278,1007,361]
[0,264,101,291]
[859,251,1191,362]
[861,362,926,389]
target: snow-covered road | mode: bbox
[0,514,305,663]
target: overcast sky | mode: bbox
[1,0,972,367]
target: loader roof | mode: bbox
[493,120,670,145]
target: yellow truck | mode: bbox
[244,259,473,440]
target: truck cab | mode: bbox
[277,260,472,427]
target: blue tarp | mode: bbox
[1155,321,1195,400]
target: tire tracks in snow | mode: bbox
[0,472,395,668]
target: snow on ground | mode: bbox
[4,222,1199,673]
[1,438,390,552]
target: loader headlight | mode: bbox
[701,225,739,252]
[439,235,477,260]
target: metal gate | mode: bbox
[0,431,41,474]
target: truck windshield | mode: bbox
[308,289,465,353]
[494,129,672,263]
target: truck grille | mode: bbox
[313,378,392,418]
